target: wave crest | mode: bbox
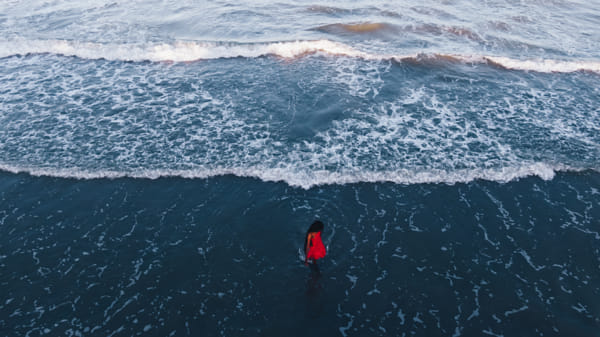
[0,163,588,189]
[0,39,368,62]
[1,38,598,73]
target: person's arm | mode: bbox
[304,233,312,264]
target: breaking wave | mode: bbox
[0,162,588,189]
[1,39,599,73]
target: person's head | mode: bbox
[307,220,324,233]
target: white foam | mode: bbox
[1,40,598,189]
[0,162,587,190]
[504,305,529,317]
[0,39,370,62]
[1,38,599,73]
[483,56,600,73]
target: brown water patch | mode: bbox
[314,21,483,42]
[401,54,463,63]
[313,22,396,35]
[396,53,462,66]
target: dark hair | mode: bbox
[304,220,324,253]
[307,220,324,234]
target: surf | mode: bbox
[0,162,592,189]
[1,39,599,74]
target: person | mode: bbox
[304,220,326,265]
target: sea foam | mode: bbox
[0,162,588,189]
[1,39,599,73]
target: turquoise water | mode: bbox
[1,1,599,336]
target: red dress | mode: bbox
[306,231,326,260]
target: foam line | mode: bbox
[0,163,592,189]
[1,39,598,73]
[0,39,370,62]
[482,56,600,73]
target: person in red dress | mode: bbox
[304,220,326,265]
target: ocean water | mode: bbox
[0,0,599,336]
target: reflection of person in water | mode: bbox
[304,220,326,266]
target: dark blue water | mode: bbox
[1,171,599,336]
[1,1,600,336]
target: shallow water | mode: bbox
[1,172,599,336]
